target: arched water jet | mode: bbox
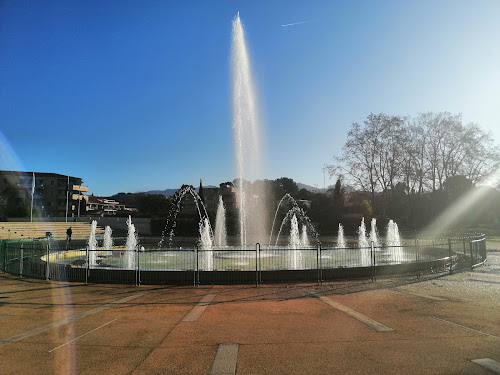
[269,193,299,246]
[158,185,213,247]
[274,206,318,246]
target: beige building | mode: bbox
[87,194,134,215]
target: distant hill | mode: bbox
[146,189,178,197]
[297,182,324,192]
[296,182,356,194]
[145,183,325,196]
[146,186,217,197]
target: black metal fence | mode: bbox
[0,235,487,285]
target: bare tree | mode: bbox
[459,123,500,184]
[419,112,500,187]
[328,114,382,205]
[329,111,500,216]
[374,114,406,193]
[402,118,428,194]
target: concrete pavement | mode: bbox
[0,253,499,374]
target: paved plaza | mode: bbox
[1,253,499,374]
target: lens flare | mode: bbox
[421,168,500,235]
[0,131,25,171]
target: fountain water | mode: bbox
[198,217,214,270]
[300,225,310,247]
[232,13,268,246]
[125,216,138,270]
[369,218,380,247]
[103,225,113,256]
[269,193,299,245]
[358,218,369,248]
[159,185,212,247]
[289,214,302,269]
[59,14,419,279]
[87,220,98,267]
[358,218,370,267]
[337,223,346,249]
[386,220,401,245]
[387,219,403,262]
[214,196,227,246]
[275,206,317,246]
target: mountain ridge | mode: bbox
[145,182,324,197]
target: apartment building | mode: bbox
[0,170,89,218]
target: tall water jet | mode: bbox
[87,220,98,267]
[214,196,227,246]
[387,219,403,262]
[386,220,401,245]
[103,225,113,256]
[199,217,214,271]
[358,218,370,267]
[337,223,346,249]
[300,225,310,247]
[358,218,369,248]
[125,216,137,270]
[232,12,268,245]
[289,214,302,269]
[369,218,380,248]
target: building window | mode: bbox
[51,180,55,185]
[3,178,6,183]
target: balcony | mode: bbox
[71,194,89,201]
[72,185,89,192]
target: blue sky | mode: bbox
[1,1,499,196]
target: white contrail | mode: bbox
[281,20,314,27]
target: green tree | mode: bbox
[110,192,172,218]
[137,194,172,218]
[275,177,298,196]
[198,179,204,203]
[309,192,335,234]
[0,184,29,219]
[296,188,313,201]
[332,178,345,221]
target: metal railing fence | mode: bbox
[0,235,487,285]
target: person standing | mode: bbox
[66,227,72,242]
